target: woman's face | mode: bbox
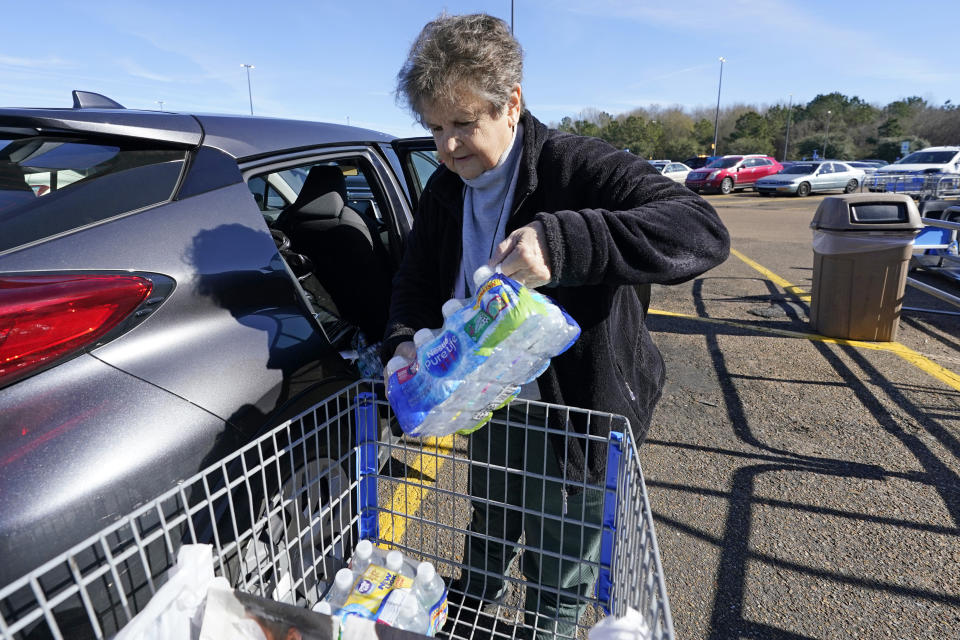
[419,85,522,180]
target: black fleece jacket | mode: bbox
[384,112,730,482]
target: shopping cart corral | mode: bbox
[865,172,960,201]
[908,210,960,314]
[0,381,673,639]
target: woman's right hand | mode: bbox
[383,341,417,394]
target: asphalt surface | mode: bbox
[641,191,960,639]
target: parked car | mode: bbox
[649,160,692,183]
[845,160,884,175]
[856,158,889,166]
[0,91,440,587]
[755,161,865,197]
[875,146,960,175]
[683,155,717,170]
[684,154,783,194]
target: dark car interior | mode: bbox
[248,159,398,351]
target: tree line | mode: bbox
[553,93,960,163]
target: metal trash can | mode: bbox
[809,194,923,341]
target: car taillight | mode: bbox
[0,274,153,387]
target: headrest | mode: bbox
[288,165,346,219]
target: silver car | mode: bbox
[649,160,692,184]
[755,161,865,197]
[0,91,440,589]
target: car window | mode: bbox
[708,157,741,169]
[247,175,287,218]
[897,150,957,164]
[407,150,440,194]
[756,158,771,166]
[0,136,186,253]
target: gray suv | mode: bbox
[0,91,439,587]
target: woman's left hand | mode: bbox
[490,221,552,288]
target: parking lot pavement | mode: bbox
[643,192,960,639]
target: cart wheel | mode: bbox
[235,456,352,607]
[796,182,811,197]
[844,179,858,193]
[720,177,734,195]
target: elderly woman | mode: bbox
[386,13,729,637]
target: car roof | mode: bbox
[0,106,396,160]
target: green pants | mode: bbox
[460,406,605,639]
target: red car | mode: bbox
[684,155,783,194]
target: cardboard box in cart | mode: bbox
[0,382,674,639]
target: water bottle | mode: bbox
[413,561,445,610]
[324,567,355,609]
[350,539,374,576]
[353,332,383,378]
[385,355,410,380]
[441,298,464,318]
[311,600,333,615]
[394,591,430,635]
[385,550,417,578]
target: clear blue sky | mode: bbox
[3,1,957,137]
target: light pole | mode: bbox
[822,109,833,159]
[510,0,514,33]
[241,64,255,115]
[712,57,726,157]
[783,93,793,162]
[156,100,164,111]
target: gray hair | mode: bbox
[396,13,524,122]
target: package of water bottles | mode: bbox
[385,266,581,437]
[314,540,448,636]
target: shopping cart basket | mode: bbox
[0,381,673,639]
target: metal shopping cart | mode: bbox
[865,172,960,200]
[0,381,673,639]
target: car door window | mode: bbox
[247,175,287,219]
[244,153,403,348]
[409,150,440,192]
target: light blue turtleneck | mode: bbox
[455,122,525,298]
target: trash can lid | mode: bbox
[810,194,923,231]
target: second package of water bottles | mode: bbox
[386,266,581,437]
[316,540,448,636]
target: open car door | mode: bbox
[390,137,439,214]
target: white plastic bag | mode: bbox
[588,607,652,640]
[198,580,273,640]
[114,544,215,640]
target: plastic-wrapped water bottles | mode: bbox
[394,592,430,634]
[386,266,580,437]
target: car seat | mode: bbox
[274,165,392,341]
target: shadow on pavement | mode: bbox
[645,274,960,639]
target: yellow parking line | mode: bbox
[378,434,455,546]
[661,248,960,392]
[730,248,811,303]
